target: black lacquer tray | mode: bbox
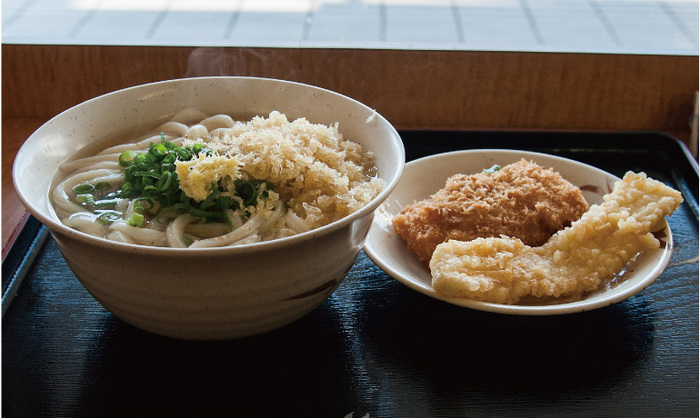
[3,131,698,418]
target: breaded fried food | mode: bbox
[430,172,683,304]
[392,159,589,266]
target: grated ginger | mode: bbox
[175,153,241,202]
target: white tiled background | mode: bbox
[2,0,699,54]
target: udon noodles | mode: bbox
[51,110,384,248]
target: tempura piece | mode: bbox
[393,159,589,266]
[430,172,683,304]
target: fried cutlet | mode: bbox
[392,159,589,266]
[430,171,683,304]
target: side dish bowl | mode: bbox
[13,77,405,340]
[364,149,674,315]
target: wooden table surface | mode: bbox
[2,118,45,255]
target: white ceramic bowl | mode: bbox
[364,149,674,315]
[13,77,405,340]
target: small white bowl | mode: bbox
[364,149,673,315]
[13,77,405,339]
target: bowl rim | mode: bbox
[13,76,406,255]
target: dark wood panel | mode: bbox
[3,45,698,134]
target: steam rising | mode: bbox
[185,47,302,81]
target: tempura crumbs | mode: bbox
[192,111,384,229]
[430,172,683,304]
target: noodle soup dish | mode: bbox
[13,77,405,340]
[52,110,385,249]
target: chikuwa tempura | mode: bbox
[391,159,683,305]
[51,111,384,248]
[429,171,683,304]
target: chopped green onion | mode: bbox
[236,180,257,206]
[234,179,273,207]
[119,150,138,167]
[75,193,95,205]
[127,212,145,227]
[483,164,502,174]
[94,181,111,192]
[150,143,168,156]
[116,141,273,225]
[73,184,95,194]
[217,196,233,211]
[97,211,121,225]
[156,171,173,191]
[94,198,121,209]
[133,198,153,213]
[121,182,134,196]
